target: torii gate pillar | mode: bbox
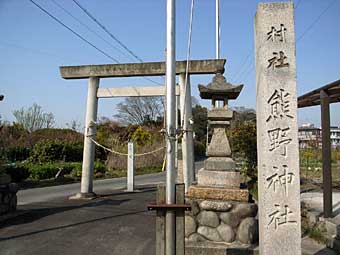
[72,77,99,199]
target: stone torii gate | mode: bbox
[59,59,225,198]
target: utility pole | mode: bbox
[215,0,223,108]
[216,0,220,59]
[165,0,176,254]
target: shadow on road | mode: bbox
[0,207,146,242]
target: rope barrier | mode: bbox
[87,136,165,157]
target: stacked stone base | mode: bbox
[0,175,18,215]
[185,198,258,245]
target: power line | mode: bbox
[50,0,134,62]
[29,0,119,63]
[233,49,253,83]
[297,0,338,42]
[71,0,163,85]
[71,0,143,63]
[295,0,303,9]
[0,40,80,62]
[237,0,337,83]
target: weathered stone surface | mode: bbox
[197,211,219,228]
[199,200,233,212]
[185,216,197,237]
[60,59,226,79]
[207,108,233,121]
[255,2,301,254]
[189,199,200,216]
[207,127,231,157]
[204,157,236,171]
[217,224,235,243]
[219,212,240,228]
[197,226,222,242]
[187,186,249,202]
[237,218,258,244]
[232,203,258,219]
[197,169,240,188]
[188,233,207,242]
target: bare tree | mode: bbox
[66,119,82,132]
[13,103,55,132]
[114,97,164,126]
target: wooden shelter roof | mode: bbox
[298,79,340,108]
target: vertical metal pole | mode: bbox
[165,0,176,254]
[80,77,99,196]
[179,73,195,192]
[175,95,179,170]
[215,0,223,108]
[127,142,134,192]
[215,0,220,59]
[320,90,332,218]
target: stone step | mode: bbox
[324,218,340,239]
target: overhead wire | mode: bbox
[71,0,163,85]
[29,0,119,63]
[233,49,253,83]
[0,40,80,62]
[295,0,303,10]
[237,0,337,83]
[296,0,338,42]
[49,0,134,62]
[71,0,143,63]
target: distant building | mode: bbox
[330,126,340,148]
[298,123,322,148]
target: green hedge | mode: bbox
[70,162,106,178]
[3,147,31,162]
[29,163,61,180]
[3,161,107,182]
[30,140,83,163]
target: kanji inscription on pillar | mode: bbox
[255,2,301,255]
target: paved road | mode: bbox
[1,186,158,255]
[18,160,204,205]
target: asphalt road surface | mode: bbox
[18,160,204,205]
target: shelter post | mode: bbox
[320,89,332,218]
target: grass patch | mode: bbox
[301,214,327,244]
[105,165,162,178]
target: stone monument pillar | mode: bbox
[185,73,259,252]
[255,2,301,255]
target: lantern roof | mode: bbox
[198,73,243,100]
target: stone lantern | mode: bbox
[197,73,243,188]
[185,74,258,249]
